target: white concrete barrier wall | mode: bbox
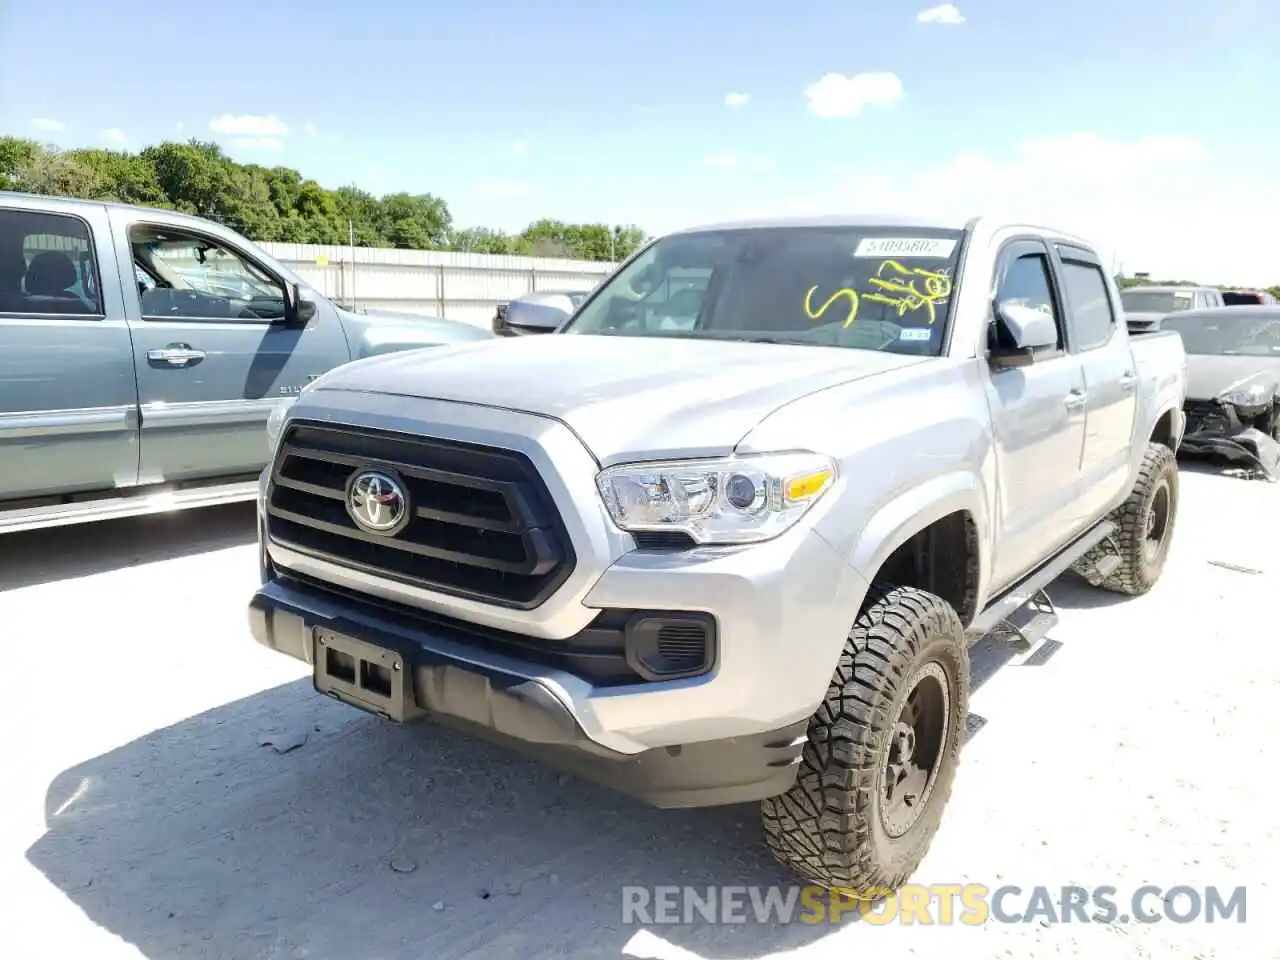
[258,242,619,327]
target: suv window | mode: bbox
[129,224,286,322]
[0,208,103,316]
[1059,259,1116,351]
[1120,289,1196,313]
[996,251,1064,350]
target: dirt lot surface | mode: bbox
[1,463,1275,959]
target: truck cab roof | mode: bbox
[668,213,1099,251]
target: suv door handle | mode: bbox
[1118,371,1138,393]
[148,343,206,367]
[1064,390,1087,412]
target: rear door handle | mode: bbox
[148,343,206,367]
[1064,389,1087,413]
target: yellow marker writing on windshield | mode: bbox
[863,260,953,324]
[804,285,860,328]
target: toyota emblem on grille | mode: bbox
[346,469,410,534]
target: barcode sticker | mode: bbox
[853,237,957,259]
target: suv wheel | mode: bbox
[761,584,969,892]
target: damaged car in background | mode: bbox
[1159,306,1280,479]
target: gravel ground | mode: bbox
[1,461,1275,960]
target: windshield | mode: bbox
[1120,290,1196,314]
[560,226,966,356]
[1160,313,1280,356]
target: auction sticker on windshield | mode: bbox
[853,237,957,259]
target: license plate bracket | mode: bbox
[313,628,423,723]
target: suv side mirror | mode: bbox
[285,282,318,326]
[989,301,1057,368]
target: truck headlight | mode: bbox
[596,452,837,545]
[265,397,296,451]
[1219,382,1275,409]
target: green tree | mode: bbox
[0,136,42,191]
[2,132,648,262]
[377,192,452,249]
[449,226,520,254]
[63,148,167,205]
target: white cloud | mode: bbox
[704,153,740,168]
[805,72,903,118]
[209,113,290,137]
[734,131,1280,284]
[724,92,751,108]
[511,140,530,154]
[101,128,127,144]
[31,117,64,132]
[230,137,286,151]
[917,3,965,24]
[303,120,320,137]
[474,181,533,197]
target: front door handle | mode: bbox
[1118,371,1138,393]
[1064,389,1087,413]
[148,343,206,367]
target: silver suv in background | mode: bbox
[0,192,491,534]
[1120,284,1225,333]
[251,215,1187,893]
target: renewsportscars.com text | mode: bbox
[621,884,1247,926]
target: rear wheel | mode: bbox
[761,584,969,892]
[1076,442,1179,596]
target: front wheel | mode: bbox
[761,584,969,893]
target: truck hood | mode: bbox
[312,334,927,463]
[1185,354,1280,401]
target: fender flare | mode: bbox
[845,471,991,599]
[1148,403,1186,450]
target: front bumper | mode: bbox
[259,392,870,746]
[1180,399,1280,477]
[249,576,809,808]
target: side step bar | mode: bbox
[966,518,1117,640]
[0,480,259,535]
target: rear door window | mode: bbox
[0,208,103,317]
[1058,260,1117,352]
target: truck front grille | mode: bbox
[265,421,575,609]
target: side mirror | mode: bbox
[285,282,317,325]
[296,296,317,324]
[503,296,572,334]
[990,301,1057,368]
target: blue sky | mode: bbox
[2,0,1278,282]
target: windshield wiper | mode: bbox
[701,333,821,346]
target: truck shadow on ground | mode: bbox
[0,502,257,592]
[27,681,840,960]
[27,631,1053,960]
[20,508,1070,960]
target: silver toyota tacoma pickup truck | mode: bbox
[249,215,1187,892]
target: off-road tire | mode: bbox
[761,584,969,893]
[1073,442,1178,596]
